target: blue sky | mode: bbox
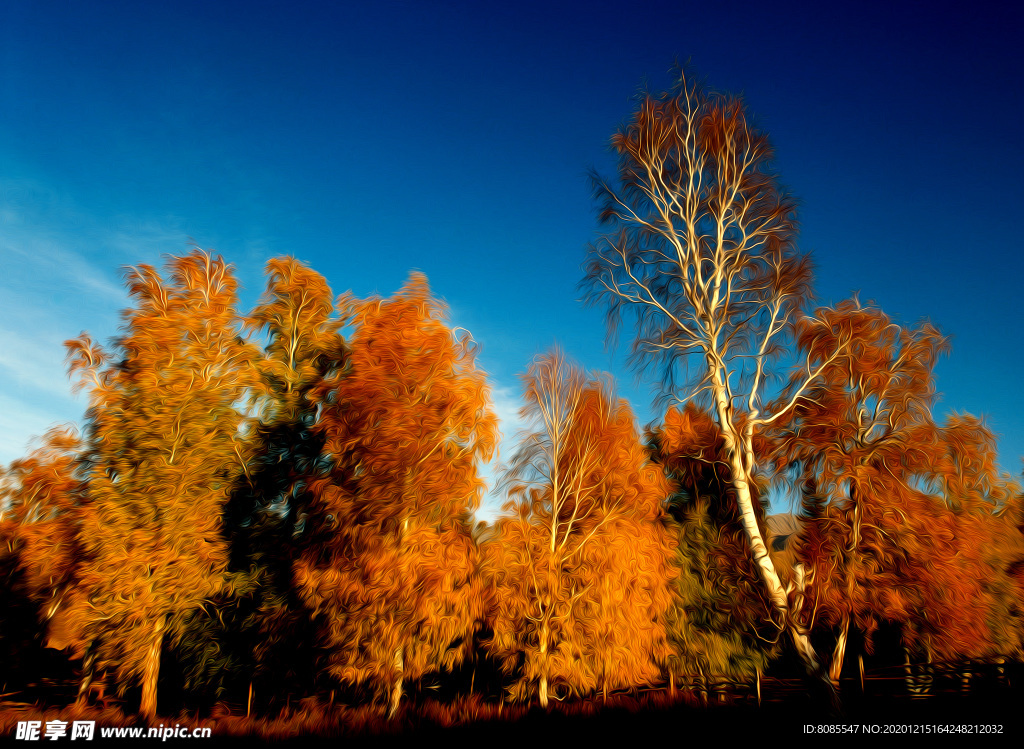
[2,0,1021,519]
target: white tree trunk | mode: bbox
[389,646,404,719]
[539,619,550,708]
[831,615,850,684]
[76,640,97,707]
[140,616,165,720]
[711,373,828,686]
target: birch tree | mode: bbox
[583,67,846,679]
[773,300,947,683]
[0,427,88,688]
[65,250,260,718]
[777,302,1020,680]
[487,350,673,706]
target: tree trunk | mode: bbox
[140,615,165,720]
[539,619,549,708]
[388,646,404,719]
[710,372,836,708]
[717,403,824,675]
[830,614,850,685]
[76,640,97,706]
[832,485,861,688]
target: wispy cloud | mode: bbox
[0,178,190,464]
[0,327,77,401]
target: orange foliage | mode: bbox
[64,250,261,717]
[1,426,85,525]
[294,273,497,714]
[486,350,673,705]
[778,300,1019,669]
[0,427,87,647]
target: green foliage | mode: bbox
[666,500,773,684]
[648,405,775,686]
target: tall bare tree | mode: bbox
[584,68,847,680]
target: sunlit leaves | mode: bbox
[0,427,87,661]
[487,350,673,704]
[0,425,85,526]
[0,232,1018,724]
[66,250,261,716]
[778,300,1022,667]
[294,272,497,711]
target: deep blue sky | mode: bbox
[2,0,1021,518]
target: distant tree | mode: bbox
[583,66,848,681]
[988,485,1024,659]
[294,273,497,717]
[487,350,673,706]
[0,426,85,526]
[65,250,260,718]
[915,415,1022,661]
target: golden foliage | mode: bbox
[487,350,673,704]
[778,300,1022,664]
[64,250,261,715]
[0,427,87,651]
[294,272,497,709]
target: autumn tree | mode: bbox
[775,301,1019,682]
[205,256,347,711]
[0,427,88,690]
[987,485,1024,660]
[915,415,1022,662]
[0,426,85,526]
[772,300,945,682]
[486,350,674,706]
[583,67,846,679]
[293,273,497,717]
[65,250,260,718]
